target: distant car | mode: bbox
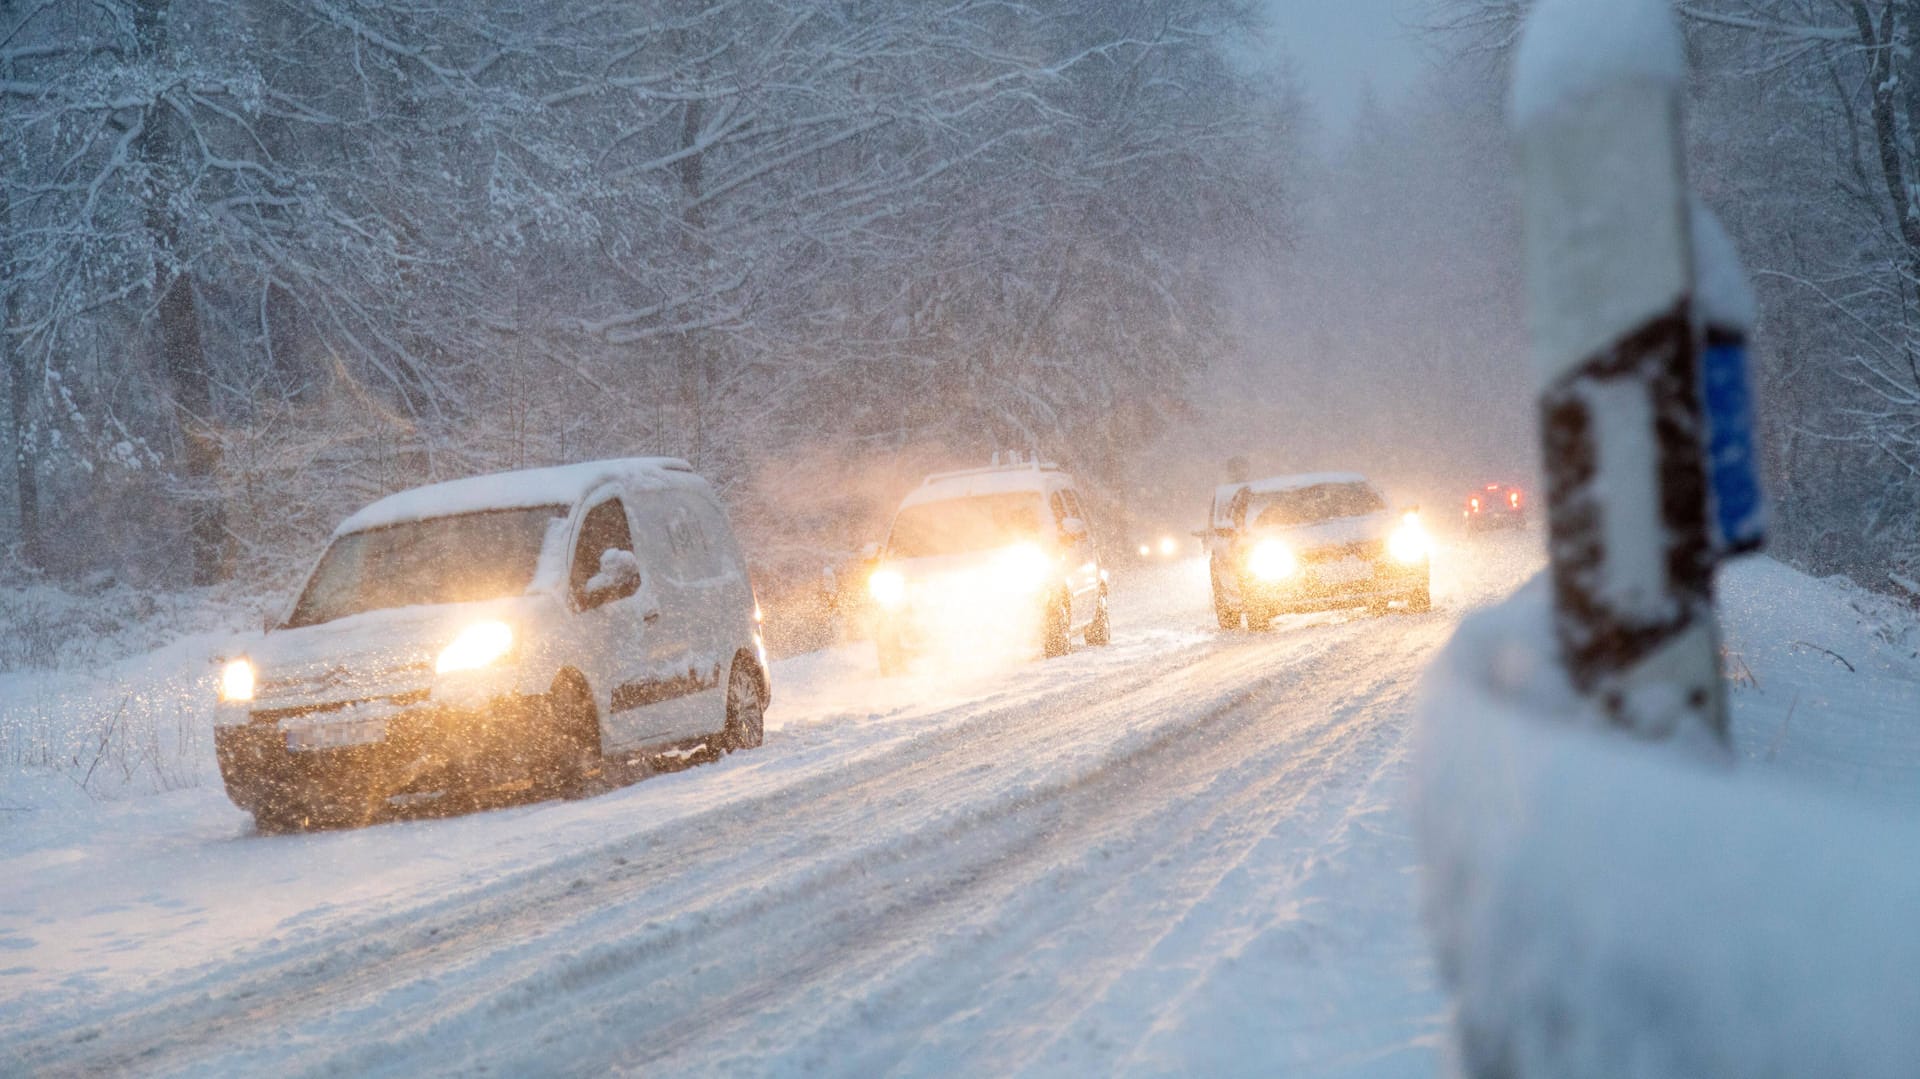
[1133,532,1186,561]
[1201,472,1432,629]
[868,456,1110,675]
[1464,482,1528,532]
[213,458,769,832]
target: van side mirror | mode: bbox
[1060,516,1089,539]
[581,548,643,608]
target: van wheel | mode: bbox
[721,661,766,752]
[533,679,602,799]
[1043,594,1072,658]
[1085,589,1112,646]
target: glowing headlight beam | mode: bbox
[220,658,256,702]
[1158,536,1178,557]
[998,543,1055,592]
[868,567,908,609]
[436,620,515,674]
[1248,539,1298,581]
[1389,515,1431,565]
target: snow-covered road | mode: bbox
[2,535,1542,1077]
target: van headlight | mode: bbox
[436,621,515,674]
[869,567,908,609]
[1247,539,1298,581]
[1389,514,1430,564]
[219,658,256,702]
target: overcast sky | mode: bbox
[1265,0,1431,136]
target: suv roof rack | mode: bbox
[922,452,1061,486]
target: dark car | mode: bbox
[1464,483,1528,533]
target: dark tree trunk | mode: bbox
[3,282,39,570]
[1,55,40,567]
[136,0,227,584]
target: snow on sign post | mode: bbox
[1512,0,1729,748]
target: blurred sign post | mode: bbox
[1691,203,1768,557]
[1512,0,1729,749]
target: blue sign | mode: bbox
[1700,338,1766,554]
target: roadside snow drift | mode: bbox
[1415,571,1920,1079]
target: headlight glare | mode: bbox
[869,567,908,609]
[999,543,1054,592]
[1248,539,1298,581]
[220,658,256,702]
[1389,515,1430,564]
[436,620,514,674]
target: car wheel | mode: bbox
[251,801,310,836]
[532,679,602,799]
[721,660,766,752]
[1211,566,1243,630]
[1244,599,1275,631]
[1085,589,1112,646]
[1043,593,1072,658]
[1408,581,1433,613]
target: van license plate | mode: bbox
[285,718,386,751]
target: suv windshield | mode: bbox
[887,493,1045,559]
[1252,483,1385,528]
[286,506,565,628]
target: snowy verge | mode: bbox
[1415,568,1920,1079]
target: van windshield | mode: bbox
[286,506,566,628]
[887,493,1045,559]
[1252,483,1385,529]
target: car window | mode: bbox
[570,497,636,599]
[887,493,1046,559]
[287,506,564,628]
[1251,483,1386,528]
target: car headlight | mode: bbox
[1247,539,1298,581]
[1158,536,1178,557]
[436,620,514,674]
[999,543,1055,592]
[869,567,908,609]
[1389,514,1430,564]
[219,658,256,702]
[1137,543,1151,557]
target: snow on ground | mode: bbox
[0,527,1578,1076]
[1416,558,1920,1079]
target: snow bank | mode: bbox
[1510,0,1686,129]
[1415,572,1920,1078]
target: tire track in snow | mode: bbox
[9,618,1334,1076]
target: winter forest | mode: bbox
[2,0,1917,636]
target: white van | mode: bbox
[213,458,769,831]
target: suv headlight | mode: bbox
[1247,539,1298,581]
[998,543,1054,592]
[1389,514,1430,564]
[437,621,514,674]
[219,658,256,702]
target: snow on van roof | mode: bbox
[336,457,698,535]
[901,463,1064,508]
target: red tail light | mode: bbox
[1509,490,1521,508]
[1469,497,1480,511]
